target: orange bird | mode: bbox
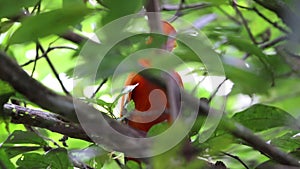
[121,21,183,133]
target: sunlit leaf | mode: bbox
[0,80,14,108]
[200,132,234,153]
[10,5,92,44]
[0,21,14,33]
[101,0,143,25]
[16,153,48,169]
[232,104,297,132]
[271,131,300,152]
[223,63,270,95]
[227,36,270,66]
[125,160,141,169]
[0,0,39,19]
[45,148,72,169]
[1,146,41,159]
[3,130,47,146]
[147,122,169,137]
[69,145,107,164]
[0,149,15,169]
[17,148,72,169]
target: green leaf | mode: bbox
[3,130,47,146]
[202,0,228,5]
[223,63,269,94]
[69,145,107,167]
[232,104,297,132]
[125,161,141,169]
[173,41,201,62]
[124,100,135,113]
[260,78,300,116]
[255,150,300,169]
[101,0,143,25]
[96,99,112,108]
[227,36,272,77]
[45,148,72,169]
[200,132,234,153]
[147,122,169,137]
[16,148,72,169]
[189,116,206,136]
[1,146,41,159]
[0,149,15,169]
[264,54,292,76]
[102,159,122,169]
[0,0,39,18]
[255,160,278,169]
[0,80,14,95]
[0,21,14,33]
[0,80,14,107]
[271,131,300,152]
[10,5,92,44]
[227,36,268,60]
[16,153,48,169]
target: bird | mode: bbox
[120,21,183,133]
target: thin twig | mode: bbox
[207,78,228,103]
[168,0,185,22]
[191,73,207,94]
[235,4,290,34]
[48,46,77,51]
[30,43,39,77]
[60,31,87,44]
[31,127,61,147]
[252,7,289,34]
[242,53,251,60]
[20,46,76,67]
[36,42,71,95]
[232,1,275,86]
[30,0,41,14]
[20,56,42,67]
[164,2,212,22]
[161,2,211,11]
[91,78,108,99]
[111,154,127,169]
[217,6,241,25]
[232,0,257,44]
[259,35,289,49]
[222,152,250,169]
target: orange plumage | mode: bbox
[121,21,183,133]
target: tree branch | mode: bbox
[138,70,300,167]
[253,0,300,34]
[3,103,91,142]
[228,122,300,166]
[0,51,150,156]
[232,0,257,44]
[0,51,299,166]
[60,30,87,44]
[36,42,70,95]
[145,0,162,33]
[0,51,77,122]
[259,35,289,49]
[235,4,290,34]
[161,3,211,11]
